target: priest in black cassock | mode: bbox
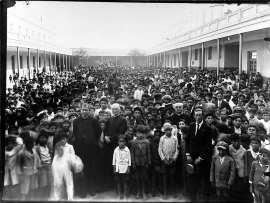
[73,103,102,197]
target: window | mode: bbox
[33,56,35,67]
[20,55,23,69]
[174,54,177,66]
[11,55,15,74]
[39,57,41,67]
[208,46,212,60]
[195,49,198,60]
[33,56,36,67]
[248,51,257,74]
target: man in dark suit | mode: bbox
[186,107,214,202]
[214,92,232,115]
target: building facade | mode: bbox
[146,4,270,81]
[72,48,146,67]
[6,4,72,80]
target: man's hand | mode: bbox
[186,155,192,163]
[104,136,111,143]
[194,158,201,165]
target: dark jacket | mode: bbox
[186,121,213,161]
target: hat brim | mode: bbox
[217,146,227,150]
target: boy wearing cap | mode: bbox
[158,123,179,200]
[249,148,270,203]
[210,141,235,202]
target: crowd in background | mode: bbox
[3,63,270,202]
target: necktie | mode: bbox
[196,124,200,136]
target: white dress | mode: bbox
[51,143,75,201]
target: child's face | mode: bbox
[154,133,161,142]
[220,112,227,121]
[156,121,163,129]
[263,114,269,122]
[258,131,266,141]
[61,137,68,146]
[257,113,263,120]
[217,148,226,157]
[205,116,214,125]
[62,122,70,130]
[39,135,48,145]
[178,121,186,129]
[100,122,105,130]
[125,109,132,115]
[164,128,172,137]
[227,117,232,124]
[6,142,14,151]
[247,127,257,136]
[250,140,260,152]
[99,113,106,121]
[136,131,144,140]
[118,138,126,149]
[233,118,241,128]
[259,153,269,164]
[25,141,34,151]
[50,126,57,133]
[231,140,240,150]
[241,120,249,128]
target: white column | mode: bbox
[217,38,220,76]
[28,48,30,79]
[239,33,243,74]
[16,47,20,77]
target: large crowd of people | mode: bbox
[3,63,270,202]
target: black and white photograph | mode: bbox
[1,1,270,202]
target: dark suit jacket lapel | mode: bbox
[195,122,206,138]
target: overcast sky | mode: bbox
[10,2,245,51]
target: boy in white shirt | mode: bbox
[113,134,131,201]
[259,111,270,135]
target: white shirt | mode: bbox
[195,121,203,136]
[220,156,225,165]
[259,120,270,135]
[134,89,144,101]
[234,126,241,135]
[112,146,131,173]
[158,135,179,161]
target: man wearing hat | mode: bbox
[186,108,214,202]
[73,103,102,197]
[210,141,235,202]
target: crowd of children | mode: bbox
[3,64,270,202]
